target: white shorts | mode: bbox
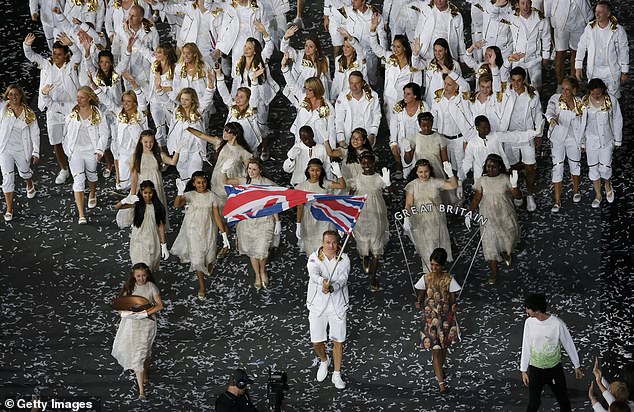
[586,145,613,181]
[554,28,584,52]
[46,111,66,146]
[504,142,536,165]
[309,311,346,343]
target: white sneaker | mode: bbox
[331,371,346,389]
[55,169,69,184]
[514,198,524,207]
[526,195,537,212]
[316,357,330,382]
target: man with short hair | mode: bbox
[306,230,350,390]
[215,369,258,412]
[520,293,583,412]
[334,71,381,147]
[575,0,629,97]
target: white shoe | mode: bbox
[26,184,37,199]
[514,198,524,207]
[331,371,346,389]
[292,17,304,29]
[573,193,581,203]
[606,189,615,203]
[55,169,69,184]
[526,195,536,212]
[316,357,330,382]
[591,199,601,208]
[456,185,463,199]
[551,204,560,213]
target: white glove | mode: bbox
[220,160,234,174]
[331,162,342,178]
[288,145,301,160]
[402,217,412,232]
[295,223,301,240]
[221,232,230,249]
[282,158,295,172]
[510,170,519,188]
[119,311,133,318]
[338,230,345,238]
[175,179,187,195]
[161,243,169,260]
[274,221,282,235]
[443,161,454,178]
[129,310,148,320]
[380,167,391,187]
[121,194,139,205]
[401,139,412,152]
[464,215,472,230]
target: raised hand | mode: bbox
[283,25,299,40]
[24,33,36,46]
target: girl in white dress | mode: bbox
[62,86,110,224]
[283,125,330,186]
[295,158,346,256]
[116,130,179,230]
[0,85,39,222]
[579,78,622,208]
[325,127,373,181]
[111,262,163,400]
[171,171,226,299]
[225,158,280,290]
[466,154,522,284]
[115,180,168,272]
[403,159,457,271]
[281,25,332,102]
[403,112,449,180]
[348,152,391,291]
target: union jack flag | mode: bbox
[308,194,367,234]
[223,185,310,226]
[223,185,366,234]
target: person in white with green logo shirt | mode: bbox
[520,293,584,411]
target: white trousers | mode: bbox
[69,153,98,192]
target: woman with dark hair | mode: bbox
[391,82,427,180]
[424,38,463,106]
[414,248,461,392]
[330,32,367,103]
[281,25,332,101]
[115,130,179,230]
[111,262,164,400]
[465,42,510,91]
[348,152,390,291]
[465,154,521,284]
[187,122,252,211]
[295,158,346,256]
[368,14,423,127]
[115,180,168,272]
[172,170,226,299]
[579,78,622,208]
[325,127,373,181]
[224,159,282,289]
[403,159,457,270]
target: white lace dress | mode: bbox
[405,178,453,266]
[111,282,160,371]
[236,177,276,259]
[295,180,335,255]
[474,174,520,261]
[129,204,161,272]
[211,143,251,209]
[170,191,219,274]
[349,173,389,256]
